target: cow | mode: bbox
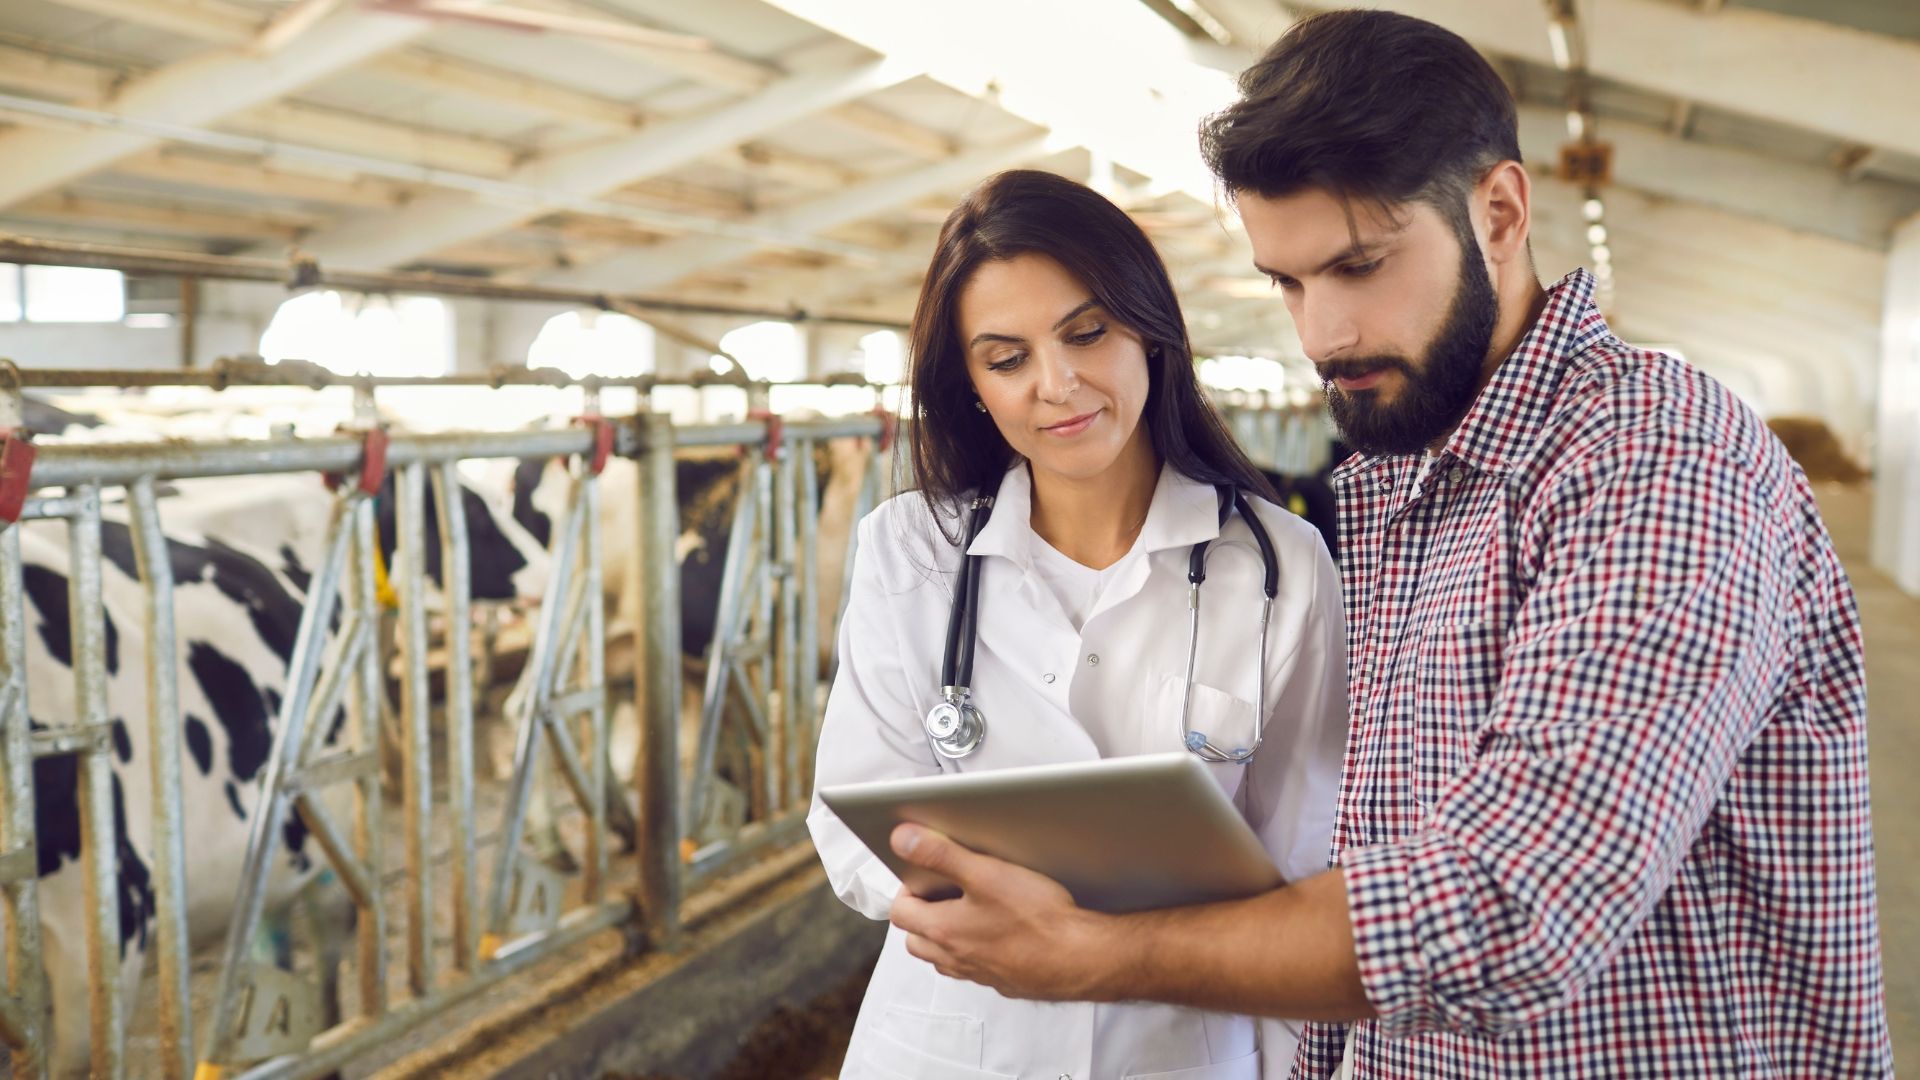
[503,426,872,849]
[17,513,358,1076]
[11,399,557,1075]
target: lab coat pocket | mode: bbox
[861,1005,1008,1080]
[861,1023,1015,1080]
[1125,1048,1261,1080]
[1150,672,1259,792]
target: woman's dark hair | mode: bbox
[1199,10,1521,246]
[905,169,1273,533]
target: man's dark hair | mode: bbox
[1199,9,1521,242]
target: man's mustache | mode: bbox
[1317,356,1416,384]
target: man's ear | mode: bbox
[1478,160,1532,269]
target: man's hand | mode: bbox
[886,823,1127,1002]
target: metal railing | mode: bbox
[0,372,1311,1079]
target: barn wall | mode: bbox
[1872,212,1920,597]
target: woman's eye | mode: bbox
[1067,325,1106,346]
[986,353,1026,372]
[1266,273,1298,290]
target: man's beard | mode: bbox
[1319,238,1499,456]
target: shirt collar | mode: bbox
[967,460,1222,566]
[1333,267,1611,484]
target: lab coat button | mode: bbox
[1086,653,1099,666]
[1042,673,1056,684]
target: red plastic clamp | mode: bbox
[747,408,783,463]
[870,406,898,453]
[0,430,36,525]
[575,415,614,476]
[324,426,390,496]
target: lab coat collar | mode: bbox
[966,461,1224,568]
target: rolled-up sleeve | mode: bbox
[1342,433,1791,1038]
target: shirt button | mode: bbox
[1042,673,1056,684]
[1086,654,1099,666]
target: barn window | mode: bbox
[716,320,802,382]
[527,309,656,378]
[860,329,904,385]
[12,265,125,323]
[259,290,453,377]
[1198,354,1287,393]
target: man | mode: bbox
[884,9,1892,1077]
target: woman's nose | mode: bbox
[1035,350,1078,404]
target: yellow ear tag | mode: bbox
[370,531,399,610]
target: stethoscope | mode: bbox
[924,484,1281,764]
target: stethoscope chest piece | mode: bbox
[926,689,985,759]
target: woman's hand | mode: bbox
[886,823,1130,1002]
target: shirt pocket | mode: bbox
[1412,620,1501,811]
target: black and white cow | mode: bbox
[13,400,555,1074]
[19,514,355,1076]
[502,432,867,847]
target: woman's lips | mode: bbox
[1042,410,1100,437]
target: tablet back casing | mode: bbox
[818,753,1283,913]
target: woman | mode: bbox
[807,170,1347,1080]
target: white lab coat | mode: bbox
[808,462,1349,1080]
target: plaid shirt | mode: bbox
[1294,270,1891,1078]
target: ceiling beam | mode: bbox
[223,98,522,175]
[110,148,416,208]
[369,49,647,130]
[539,134,1058,292]
[0,8,429,208]
[0,38,125,100]
[1188,0,1297,49]
[7,190,322,242]
[1343,0,1920,160]
[1516,105,1920,249]
[279,55,920,267]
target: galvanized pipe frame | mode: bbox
[9,363,894,395]
[66,488,126,1080]
[0,409,911,1077]
[0,522,51,1079]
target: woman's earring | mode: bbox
[973,399,987,413]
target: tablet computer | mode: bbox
[817,752,1282,914]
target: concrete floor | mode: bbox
[1822,484,1918,1067]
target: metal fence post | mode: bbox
[128,477,194,1080]
[66,488,124,1080]
[634,414,682,947]
[0,521,50,1079]
[348,499,390,1019]
[430,463,479,974]
[395,463,438,997]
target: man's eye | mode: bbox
[1342,261,1382,278]
[1266,273,1298,290]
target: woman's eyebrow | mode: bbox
[967,298,1101,350]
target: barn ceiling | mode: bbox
[0,0,1911,431]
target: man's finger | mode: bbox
[902,930,957,974]
[891,823,992,885]
[889,892,937,936]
